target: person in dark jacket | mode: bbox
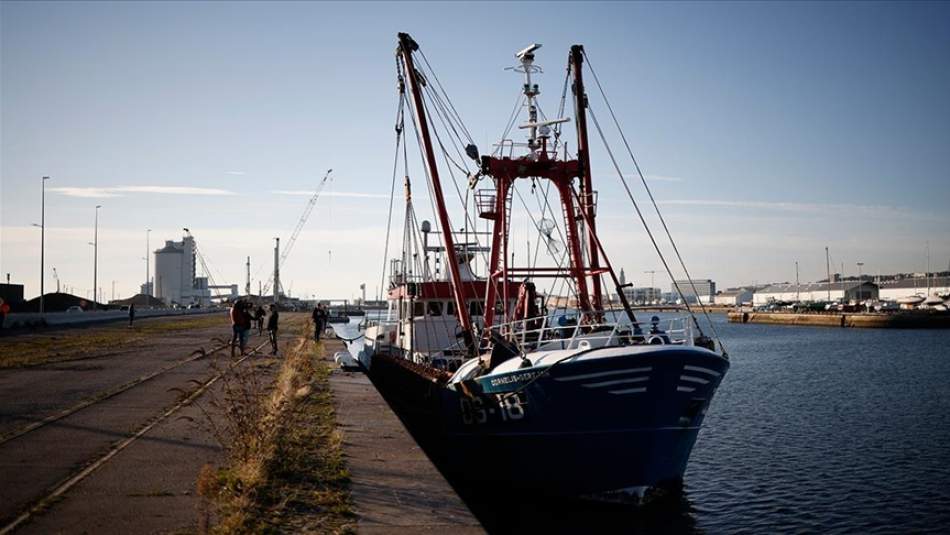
[311,305,326,341]
[267,304,280,355]
[128,303,135,327]
[255,305,266,335]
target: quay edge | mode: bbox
[728,310,950,329]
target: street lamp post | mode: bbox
[856,262,864,300]
[40,176,50,313]
[795,261,800,302]
[92,205,101,309]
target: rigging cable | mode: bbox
[585,102,704,337]
[582,49,725,354]
[377,70,406,302]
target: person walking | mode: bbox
[230,299,252,357]
[310,304,323,342]
[267,304,280,355]
[128,303,135,328]
[255,305,265,336]
[0,298,8,334]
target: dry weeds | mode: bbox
[196,318,354,534]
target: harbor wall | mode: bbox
[728,311,950,329]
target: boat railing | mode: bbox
[491,314,694,353]
[362,313,694,358]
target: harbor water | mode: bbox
[334,314,950,533]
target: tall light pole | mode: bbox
[40,176,50,313]
[795,261,800,302]
[93,205,101,309]
[856,262,864,300]
[273,237,280,305]
[146,228,151,297]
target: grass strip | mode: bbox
[197,319,354,534]
[0,313,227,368]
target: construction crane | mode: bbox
[262,169,333,297]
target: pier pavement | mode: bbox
[324,339,484,533]
[0,314,279,533]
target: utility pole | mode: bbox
[795,261,800,302]
[93,205,101,309]
[40,176,50,314]
[825,246,832,301]
[245,256,251,296]
[273,238,280,304]
[856,262,864,300]
[146,229,151,297]
[111,280,115,302]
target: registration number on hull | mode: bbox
[460,393,525,425]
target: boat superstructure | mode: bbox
[356,33,730,501]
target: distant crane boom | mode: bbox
[262,169,332,296]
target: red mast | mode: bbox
[570,45,604,313]
[397,33,475,353]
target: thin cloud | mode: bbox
[272,190,389,199]
[49,185,237,198]
[47,187,123,198]
[224,170,246,175]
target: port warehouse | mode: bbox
[751,277,949,305]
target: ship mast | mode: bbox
[396,33,476,354]
[570,45,604,313]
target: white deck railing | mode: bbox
[490,315,693,354]
[363,313,694,357]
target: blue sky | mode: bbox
[2,1,948,300]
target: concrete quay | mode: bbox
[324,339,484,534]
[728,310,950,328]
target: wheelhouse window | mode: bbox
[446,302,456,316]
[413,301,425,317]
[469,300,485,317]
[427,301,443,317]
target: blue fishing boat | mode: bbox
[356,33,729,502]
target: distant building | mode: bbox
[672,279,716,304]
[715,288,754,306]
[877,276,949,301]
[753,281,878,305]
[618,287,662,304]
[139,281,153,297]
[154,234,212,306]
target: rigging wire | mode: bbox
[582,49,725,353]
[495,93,526,156]
[377,77,406,302]
[418,48,475,145]
[585,102,705,337]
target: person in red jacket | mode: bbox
[230,300,253,357]
[0,298,9,334]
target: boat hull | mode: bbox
[365,346,728,500]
